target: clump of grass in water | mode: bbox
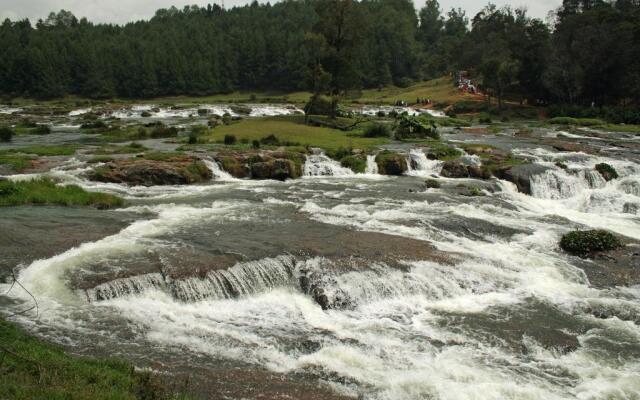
[0,178,123,208]
[560,230,623,256]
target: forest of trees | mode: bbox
[0,0,638,109]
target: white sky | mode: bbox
[0,0,562,24]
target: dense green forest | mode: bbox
[0,0,638,108]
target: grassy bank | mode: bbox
[207,115,389,152]
[0,178,123,208]
[0,319,188,400]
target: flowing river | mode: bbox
[1,118,640,399]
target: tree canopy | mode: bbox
[0,0,638,108]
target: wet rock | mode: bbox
[250,159,301,181]
[375,151,408,176]
[623,203,639,214]
[493,163,551,194]
[456,184,485,197]
[230,104,252,115]
[89,156,212,186]
[213,150,305,180]
[441,161,469,178]
[573,242,640,288]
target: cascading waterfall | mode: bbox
[366,155,379,174]
[530,169,591,199]
[86,273,166,302]
[85,255,298,302]
[303,152,355,177]
[203,158,237,181]
[406,149,442,176]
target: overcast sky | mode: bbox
[0,0,562,24]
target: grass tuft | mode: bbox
[0,178,123,208]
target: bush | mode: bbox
[0,127,13,142]
[478,113,492,124]
[260,134,280,146]
[326,147,352,161]
[224,134,237,145]
[340,155,366,173]
[394,115,439,140]
[364,123,391,138]
[252,140,261,149]
[595,163,618,181]
[150,125,178,138]
[33,125,51,135]
[560,230,623,255]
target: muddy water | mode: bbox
[1,119,640,399]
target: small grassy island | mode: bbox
[0,178,123,208]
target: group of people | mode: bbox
[416,98,432,105]
[458,78,477,94]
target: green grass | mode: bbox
[2,145,78,156]
[92,142,147,155]
[0,178,123,208]
[356,76,477,106]
[599,124,640,133]
[549,117,606,126]
[207,116,389,152]
[0,319,190,400]
[0,154,33,171]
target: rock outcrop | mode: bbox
[89,155,212,186]
[493,164,551,194]
[375,151,408,175]
[214,150,304,181]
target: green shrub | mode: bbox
[595,163,618,181]
[394,115,439,140]
[326,147,352,161]
[364,123,391,138]
[340,155,366,173]
[224,134,237,145]
[560,230,623,255]
[0,126,13,142]
[150,125,178,138]
[33,125,51,135]
[252,140,260,149]
[478,113,492,124]
[260,134,280,146]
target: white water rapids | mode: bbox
[1,144,640,400]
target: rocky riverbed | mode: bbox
[1,104,639,400]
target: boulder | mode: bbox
[89,156,212,186]
[441,161,469,178]
[250,159,301,181]
[494,164,551,194]
[375,152,408,176]
[440,161,491,180]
